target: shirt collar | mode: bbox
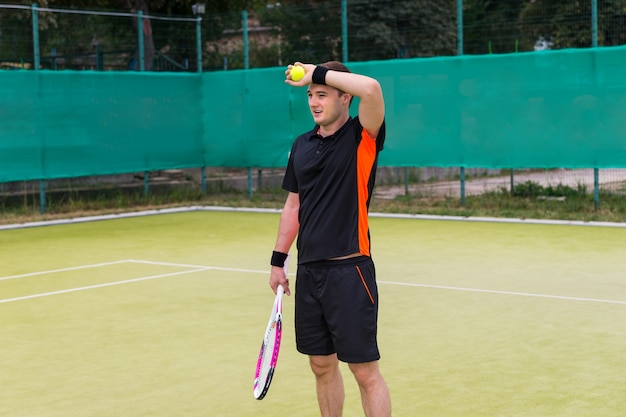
[310,116,353,140]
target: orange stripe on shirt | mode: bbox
[356,129,377,257]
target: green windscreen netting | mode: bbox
[1,71,202,181]
[371,47,626,168]
[1,46,625,182]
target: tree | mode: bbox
[255,2,343,65]
[347,0,457,60]
[463,0,527,54]
[124,0,154,70]
[0,0,266,69]
[518,0,626,50]
[256,0,458,64]
[4,0,624,71]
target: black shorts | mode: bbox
[294,256,380,363]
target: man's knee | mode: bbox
[309,354,339,377]
[348,361,382,386]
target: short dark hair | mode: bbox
[318,61,353,104]
[319,61,351,74]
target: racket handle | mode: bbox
[277,285,285,297]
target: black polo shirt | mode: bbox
[282,116,385,264]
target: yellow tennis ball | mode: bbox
[290,65,305,82]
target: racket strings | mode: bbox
[259,320,280,376]
[254,282,286,399]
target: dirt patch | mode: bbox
[373,168,626,199]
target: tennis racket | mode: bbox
[253,255,289,400]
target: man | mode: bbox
[269,61,391,417]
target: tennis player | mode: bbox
[269,61,391,417]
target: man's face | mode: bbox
[307,84,349,127]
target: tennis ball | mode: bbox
[290,65,305,82]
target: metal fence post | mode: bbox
[50,48,57,70]
[456,0,463,55]
[39,180,46,214]
[201,167,207,194]
[136,10,149,195]
[243,10,249,69]
[95,44,103,70]
[31,3,40,70]
[404,167,409,196]
[247,167,253,198]
[242,10,251,195]
[594,168,600,210]
[32,4,47,213]
[592,0,599,209]
[510,170,515,196]
[196,16,203,72]
[138,10,145,71]
[460,167,466,206]
[591,0,598,48]
[144,173,149,197]
[342,0,348,62]
[457,0,465,206]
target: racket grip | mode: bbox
[277,285,285,297]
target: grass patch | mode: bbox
[1,180,626,225]
[371,181,626,223]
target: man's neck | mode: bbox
[318,113,350,137]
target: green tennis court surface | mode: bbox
[2,210,625,416]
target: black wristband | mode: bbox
[271,251,288,267]
[312,66,329,85]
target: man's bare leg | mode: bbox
[310,354,345,417]
[349,361,391,417]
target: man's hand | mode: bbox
[270,265,290,295]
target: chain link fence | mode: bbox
[1,1,625,215]
[0,4,199,71]
[5,1,626,71]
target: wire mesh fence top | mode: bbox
[0,4,200,71]
[2,1,626,72]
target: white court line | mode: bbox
[0,206,281,231]
[369,212,626,228]
[0,267,209,304]
[0,259,270,305]
[2,259,624,306]
[380,280,626,306]
[0,260,130,282]
[126,259,269,275]
[1,205,625,230]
